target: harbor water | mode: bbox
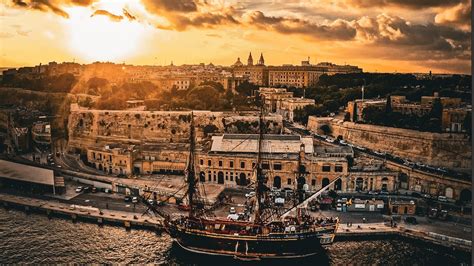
[0,208,470,265]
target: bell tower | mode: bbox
[247,52,253,66]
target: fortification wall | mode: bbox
[68,105,283,151]
[307,116,471,170]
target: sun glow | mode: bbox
[64,5,146,62]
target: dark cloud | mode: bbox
[244,11,357,41]
[9,0,100,18]
[91,10,123,22]
[141,0,197,14]
[346,0,465,9]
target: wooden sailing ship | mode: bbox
[165,111,340,260]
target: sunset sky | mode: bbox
[0,0,471,74]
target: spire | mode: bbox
[257,53,265,66]
[247,52,253,66]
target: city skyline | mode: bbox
[0,0,471,74]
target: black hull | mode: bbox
[169,225,336,259]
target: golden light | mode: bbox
[63,4,146,62]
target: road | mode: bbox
[284,121,470,181]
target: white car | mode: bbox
[245,192,256,198]
[229,207,236,214]
[437,196,448,202]
[75,186,83,193]
[131,196,139,203]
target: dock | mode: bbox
[336,222,472,253]
[0,192,471,253]
[0,193,164,230]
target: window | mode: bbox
[335,165,343,172]
[240,161,246,169]
[229,161,234,168]
[262,162,270,169]
[200,159,203,165]
[322,165,331,172]
[287,178,292,185]
[311,179,316,186]
[219,161,223,167]
[274,163,282,170]
[208,160,211,166]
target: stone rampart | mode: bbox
[307,116,471,170]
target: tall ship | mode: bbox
[165,111,340,260]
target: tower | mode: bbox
[257,53,265,66]
[247,52,253,66]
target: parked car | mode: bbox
[91,187,97,193]
[75,186,83,193]
[83,187,91,193]
[380,191,389,195]
[124,196,132,202]
[229,207,236,214]
[245,192,256,198]
[421,193,432,199]
[148,199,155,205]
[367,191,379,195]
[437,196,448,202]
[131,196,139,203]
[404,216,418,224]
[104,188,112,193]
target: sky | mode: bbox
[0,0,471,74]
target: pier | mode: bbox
[0,193,164,230]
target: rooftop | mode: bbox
[0,160,55,186]
[211,134,313,154]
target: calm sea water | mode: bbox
[0,208,470,265]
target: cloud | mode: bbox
[243,11,357,41]
[434,0,471,29]
[91,10,123,22]
[141,0,198,14]
[345,0,465,9]
[9,0,101,18]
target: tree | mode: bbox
[362,106,384,124]
[385,95,392,113]
[236,81,258,97]
[352,101,358,122]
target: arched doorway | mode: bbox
[322,178,330,188]
[199,172,206,182]
[355,177,364,191]
[445,187,454,198]
[460,189,471,203]
[98,164,103,171]
[273,176,281,189]
[239,173,247,186]
[218,172,224,184]
[334,179,342,191]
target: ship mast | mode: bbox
[187,111,197,218]
[254,108,265,224]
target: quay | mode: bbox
[336,222,471,253]
[0,193,164,230]
[0,192,470,253]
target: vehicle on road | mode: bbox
[380,191,389,195]
[421,193,432,199]
[404,216,418,224]
[91,187,97,193]
[437,196,448,202]
[148,199,154,205]
[367,191,379,195]
[104,188,112,193]
[75,186,83,193]
[326,137,335,143]
[124,196,131,202]
[339,140,347,145]
[245,192,256,198]
[229,207,236,214]
[83,187,91,193]
[132,196,139,203]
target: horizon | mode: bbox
[0,0,471,75]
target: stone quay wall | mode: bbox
[68,106,283,152]
[307,116,471,170]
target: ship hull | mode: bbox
[169,225,336,259]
